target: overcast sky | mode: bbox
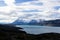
[0,0,60,23]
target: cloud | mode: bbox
[0,0,16,13]
[4,0,15,6]
[0,0,17,23]
[0,0,60,23]
[15,0,60,21]
[0,14,18,23]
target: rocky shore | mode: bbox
[0,24,60,40]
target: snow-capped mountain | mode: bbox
[12,17,45,25]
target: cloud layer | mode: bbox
[15,0,60,20]
[0,0,60,23]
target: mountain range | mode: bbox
[42,19,60,26]
[12,19,60,26]
[12,18,45,25]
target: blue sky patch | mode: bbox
[54,6,60,10]
[15,0,35,3]
[0,1,7,7]
[21,9,43,12]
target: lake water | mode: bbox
[16,25,60,34]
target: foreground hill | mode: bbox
[0,24,60,40]
[0,24,27,40]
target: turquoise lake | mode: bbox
[16,25,60,34]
